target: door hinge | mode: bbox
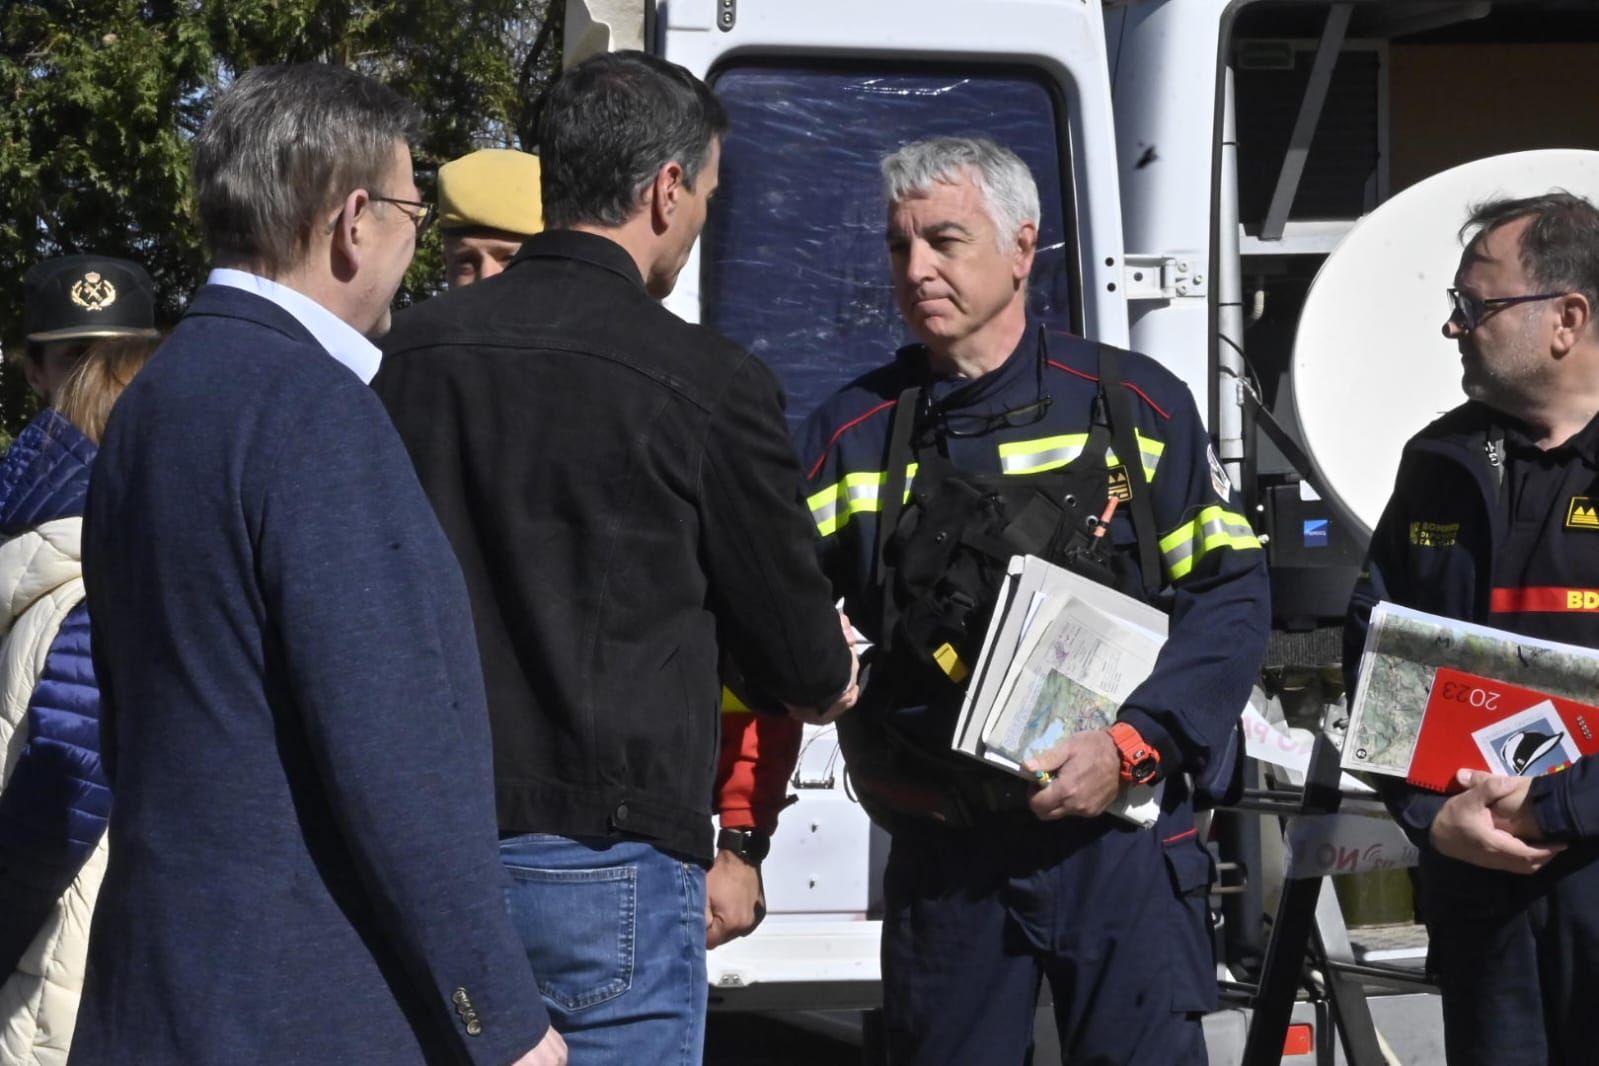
[1123,254,1208,301]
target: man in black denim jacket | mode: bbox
[376,51,857,1065]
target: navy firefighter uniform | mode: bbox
[798,324,1270,1065]
[1347,402,1599,1066]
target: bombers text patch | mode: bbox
[1409,521,1459,548]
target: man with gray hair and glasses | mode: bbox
[73,63,564,1065]
[797,136,1269,1064]
[1348,191,1599,1064]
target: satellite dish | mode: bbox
[1291,149,1599,537]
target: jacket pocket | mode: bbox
[503,862,637,1011]
[1161,832,1219,1015]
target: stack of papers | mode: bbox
[951,555,1166,828]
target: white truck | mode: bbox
[560,2,1599,1061]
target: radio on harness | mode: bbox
[873,339,1163,693]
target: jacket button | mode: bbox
[452,988,470,1007]
[614,802,630,824]
[466,1019,483,1037]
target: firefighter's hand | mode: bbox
[1431,769,1564,874]
[1023,729,1121,821]
[1462,768,1544,841]
[510,1027,568,1066]
[786,613,861,724]
[706,847,766,948]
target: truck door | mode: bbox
[654,0,1129,428]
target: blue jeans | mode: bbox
[500,834,707,1065]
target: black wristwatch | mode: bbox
[717,827,771,865]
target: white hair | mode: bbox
[880,136,1040,248]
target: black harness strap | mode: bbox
[876,385,923,639]
[1098,343,1163,599]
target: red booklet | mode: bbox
[1407,668,1599,793]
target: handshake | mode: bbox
[784,607,869,726]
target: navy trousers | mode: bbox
[1425,848,1599,1066]
[879,812,1215,1066]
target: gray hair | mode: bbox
[881,137,1040,247]
[1461,191,1599,320]
[195,64,421,275]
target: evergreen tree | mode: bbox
[0,0,562,437]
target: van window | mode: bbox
[704,63,1075,431]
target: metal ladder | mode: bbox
[1236,726,1436,1066]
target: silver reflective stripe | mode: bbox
[1000,442,1085,475]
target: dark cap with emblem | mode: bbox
[24,255,160,342]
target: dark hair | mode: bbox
[539,51,728,229]
[1461,192,1599,317]
[195,63,421,274]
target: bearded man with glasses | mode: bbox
[1348,191,1599,1066]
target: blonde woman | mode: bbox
[0,334,159,1064]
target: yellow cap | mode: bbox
[437,149,543,236]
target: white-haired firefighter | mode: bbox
[798,136,1270,1065]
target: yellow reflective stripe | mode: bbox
[722,686,751,713]
[1133,433,1165,482]
[998,434,1090,475]
[806,464,918,537]
[997,431,1164,481]
[1159,505,1261,580]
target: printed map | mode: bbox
[1344,603,1599,775]
[984,599,1154,766]
[986,669,1120,766]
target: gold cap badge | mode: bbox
[70,271,118,312]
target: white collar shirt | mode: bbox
[206,268,382,385]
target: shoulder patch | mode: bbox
[1207,445,1232,500]
[1568,497,1599,530]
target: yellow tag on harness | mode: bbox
[1106,465,1133,502]
[933,642,970,683]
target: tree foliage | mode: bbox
[0,0,563,437]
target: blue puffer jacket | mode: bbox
[0,409,109,998]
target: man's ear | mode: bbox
[328,189,370,279]
[648,161,686,234]
[1554,292,1592,356]
[1013,220,1039,283]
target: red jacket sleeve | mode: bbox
[714,689,801,835]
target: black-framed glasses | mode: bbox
[922,326,1053,438]
[1447,287,1568,332]
[372,195,435,236]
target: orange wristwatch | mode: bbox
[1108,722,1161,785]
